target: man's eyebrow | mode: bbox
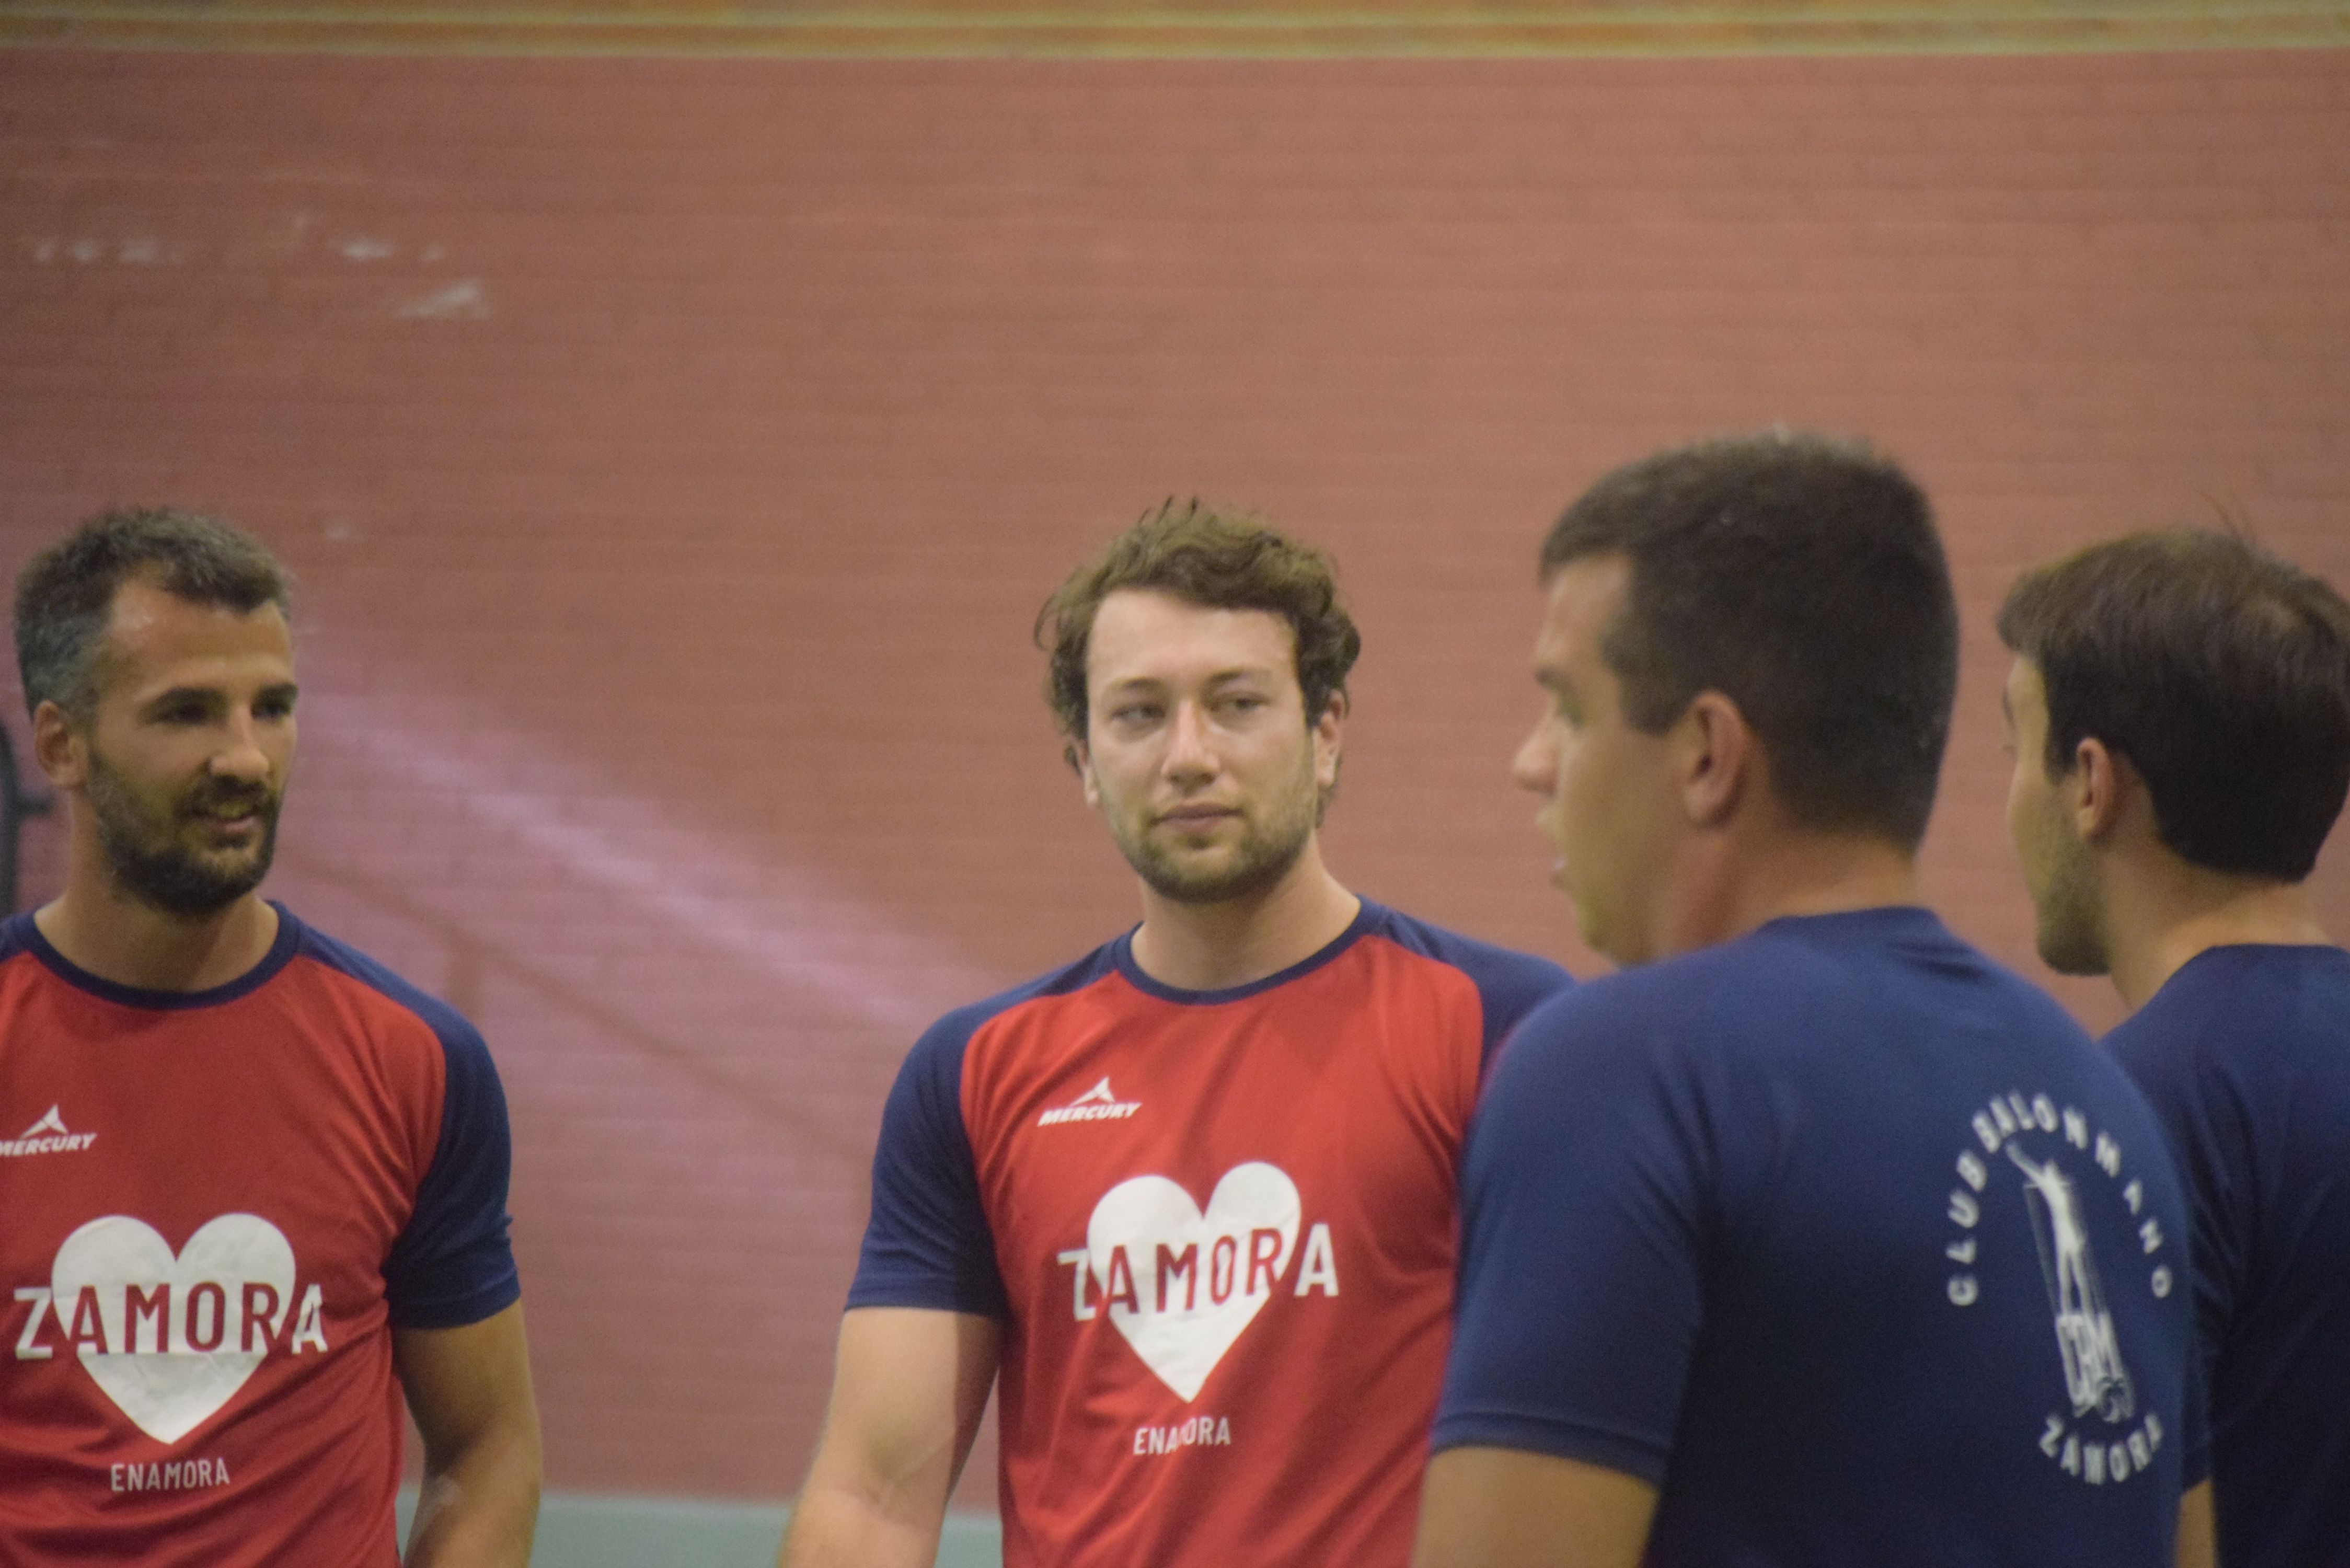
[136,679,302,711]
[137,684,222,710]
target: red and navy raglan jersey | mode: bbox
[848,899,1572,1567]
[0,905,519,1568]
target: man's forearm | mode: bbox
[778,1479,948,1568]
[404,1422,542,1568]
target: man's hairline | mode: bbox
[50,577,295,725]
[1538,543,1679,740]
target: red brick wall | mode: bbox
[3,46,2346,1503]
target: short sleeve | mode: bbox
[846,1013,1008,1319]
[384,1018,521,1329]
[1431,990,1711,1483]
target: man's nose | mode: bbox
[1511,724,1556,794]
[209,713,274,782]
[1163,701,1218,780]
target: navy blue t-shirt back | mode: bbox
[2105,944,2350,1568]
[1436,907,2200,1566]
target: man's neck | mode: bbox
[34,878,280,994]
[1661,827,1921,960]
[2101,856,2331,1011]
[1127,846,1361,993]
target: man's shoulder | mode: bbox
[275,909,490,1065]
[1508,906,2076,1073]
[1506,922,1789,1049]
[1356,902,1574,990]
[2108,946,2350,1158]
[1352,903,1576,1062]
[0,912,36,970]
[2111,943,2350,1060]
[905,940,1128,1071]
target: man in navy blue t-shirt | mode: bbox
[1415,433,2209,1568]
[2001,531,2350,1568]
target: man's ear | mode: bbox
[1311,689,1347,792]
[1067,737,1102,808]
[1675,690,1752,829]
[31,699,87,790]
[2067,736,2129,845]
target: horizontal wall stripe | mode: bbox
[3,3,2347,59]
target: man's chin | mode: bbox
[2034,927,2112,978]
[1130,846,1303,907]
[110,845,275,920]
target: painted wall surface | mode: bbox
[3,44,2347,1506]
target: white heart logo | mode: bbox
[50,1214,296,1444]
[1087,1162,1299,1401]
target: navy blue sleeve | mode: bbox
[1433,983,1710,1483]
[846,1006,1008,1319]
[289,919,520,1330]
[384,1013,522,1329]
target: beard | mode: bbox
[1107,760,1321,907]
[2026,817,2109,977]
[86,750,281,918]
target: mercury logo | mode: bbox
[1038,1077,1142,1127]
[0,1105,96,1158]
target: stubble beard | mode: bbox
[87,749,281,919]
[2029,821,2110,978]
[1113,764,1321,908]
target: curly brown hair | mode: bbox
[1035,499,1361,762]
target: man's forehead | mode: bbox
[2003,656,2048,720]
[1535,554,1630,659]
[1086,590,1296,686]
[97,581,293,689]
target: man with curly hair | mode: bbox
[783,500,1570,1567]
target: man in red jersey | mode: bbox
[0,509,539,1566]
[781,501,1571,1567]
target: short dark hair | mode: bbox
[1998,529,2350,881]
[1541,431,1957,851]
[1035,499,1361,751]
[15,506,291,721]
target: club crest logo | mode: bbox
[1940,1091,2173,1486]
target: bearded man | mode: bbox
[0,508,539,1567]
